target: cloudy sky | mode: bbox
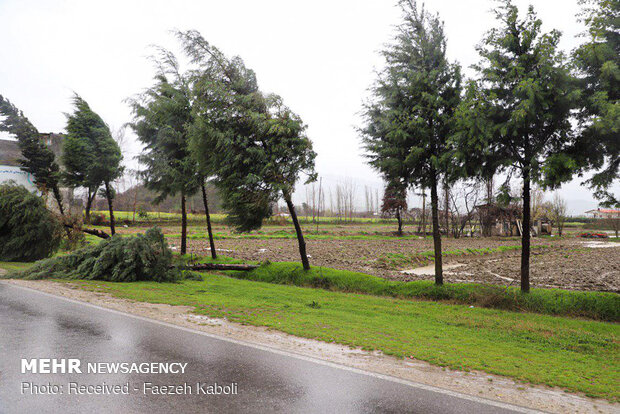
[0,0,616,214]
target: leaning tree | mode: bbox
[127,48,204,256]
[128,47,221,258]
[66,95,123,235]
[454,1,579,292]
[178,30,317,270]
[0,94,65,214]
[61,100,103,224]
[360,1,462,285]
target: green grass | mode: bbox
[223,261,619,322]
[62,275,619,401]
[0,261,32,272]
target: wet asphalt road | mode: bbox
[0,282,536,414]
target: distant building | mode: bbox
[0,139,36,191]
[585,208,620,219]
[0,134,66,192]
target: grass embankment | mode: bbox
[225,262,619,322]
[62,275,619,401]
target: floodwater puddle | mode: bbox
[401,263,465,275]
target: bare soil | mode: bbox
[174,234,619,292]
[112,223,620,292]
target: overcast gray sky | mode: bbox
[0,0,616,214]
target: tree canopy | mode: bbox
[454,0,579,291]
[0,94,65,214]
[361,1,462,284]
[571,0,619,206]
[129,46,224,256]
[66,95,123,234]
[177,30,317,268]
[0,183,63,261]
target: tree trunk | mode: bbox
[201,182,217,259]
[284,192,310,270]
[84,188,97,225]
[104,181,115,235]
[421,190,426,236]
[521,168,531,293]
[52,185,65,216]
[64,224,110,239]
[396,207,403,236]
[430,172,443,285]
[132,187,138,224]
[444,183,450,237]
[181,191,187,255]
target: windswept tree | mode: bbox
[66,96,123,235]
[62,110,101,224]
[0,183,63,261]
[571,0,619,206]
[381,180,408,235]
[360,1,462,284]
[178,30,317,270]
[0,95,65,214]
[127,49,199,256]
[454,1,578,292]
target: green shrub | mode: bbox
[89,213,107,226]
[0,183,63,261]
[10,227,178,282]
[137,205,149,220]
[227,262,620,321]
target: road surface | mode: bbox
[0,282,538,413]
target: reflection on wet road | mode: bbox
[0,283,533,413]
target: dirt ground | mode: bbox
[141,221,620,292]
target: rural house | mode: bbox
[585,208,620,219]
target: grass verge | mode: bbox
[0,261,31,272]
[62,275,619,401]
[225,262,619,322]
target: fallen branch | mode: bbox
[174,263,258,271]
[64,224,110,239]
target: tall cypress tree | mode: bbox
[61,110,100,224]
[360,1,461,285]
[178,30,317,270]
[0,94,65,214]
[128,48,208,256]
[572,0,619,206]
[455,1,578,292]
[66,96,123,235]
